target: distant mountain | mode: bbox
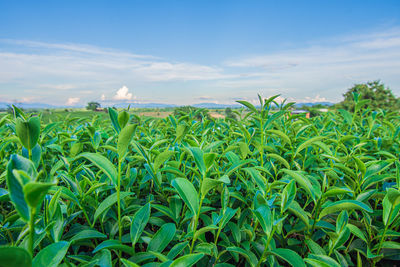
[192,103,241,109]
[294,102,334,107]
[0,102,59,109]
[0,101,335,110]
[110,102,177,109]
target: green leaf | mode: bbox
[194,225,218,241]
[117,124,136,160]
[93,240,134,255]
[288,201,310,229]
[154,150,175,173]
[167,241,189,260]
[266,129,291,146]
[338,109,352,124]
[244,167,267,194]
[219,207,238,229]
[267,153,290,169]
[23,182,53,208]
[22,144,41,168]
[6,154,37,221]
[294,136,326,157]
[32,241,70,267]
[382,194,400,226]
[76,152,118,186]
[12,105,27,119]
[147,223,176,253]
[305,254,341,267]
[281,169,316,202]
[347,224,367,243]
[387,188,400,206]
[118,110,130,129]
[175,124,187,143]
[93,192,133,224]
[236,100,258,113]
[70,229,107,244]
[171,178,199,216]
[226,247,257,267]
[121,259,140,267]
[108,107,121,133]
[169,253,204,267]
[267,248,306,267]
[15,116,41,150]
[353,157,366,177]
[281,180,296,212]
[305,239,326,255]
[319,200,373,219]
[130,203,151,246]
[148,251,169,262]
[323,187,353,198]
[254,205,272,235]
[204,152,217,170]
[200,177,229,197]
[0,188,9,202]
[336,210,348,234]
[379,241,400,250]
[93,249,112,267]
[0,246,32,267]
[188,147,206,178]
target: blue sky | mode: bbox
[1,0,400,105]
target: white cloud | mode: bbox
[218,28,400,102]
[299,95,328,103]
[113,86,134,101]
[1,27,400,105]
[39,84,77,90]
[66,97,80,105]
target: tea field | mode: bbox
[1,95,400,267]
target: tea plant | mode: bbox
[0,94,399,267]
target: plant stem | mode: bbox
[256,227,276,267]
[117,160,122,242]
[376,206,393,255]
[28,208,36,256]
[190,197,204,253]
[310,198,322,235]
[260,116,264,167]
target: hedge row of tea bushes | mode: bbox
[0,94,400,267]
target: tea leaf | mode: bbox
[32,241,70,267]
[319,200,373,219]
[171,178,199,216]
[130,203,151,246]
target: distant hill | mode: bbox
[0,102,58,109]
[192,103,242,109]
[294,102,334,107]
[111,102,177,109]
[0,101,335,110]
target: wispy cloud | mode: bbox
[0,27,400,105]
[220,27,400,102]
[0,39,229,83]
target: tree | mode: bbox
[86,102,101,111]
[337,80,400,111]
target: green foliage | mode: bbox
[1,96,400,266]
[86,101,101,111]
[173,106,209,121]
[0,247,32,267]
[337,80,400,111]
[224,107,237,120]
